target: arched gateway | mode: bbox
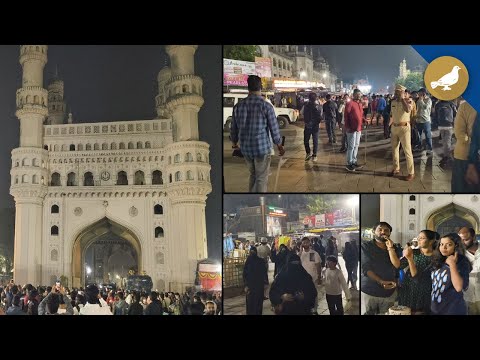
[10,45,211,292]
[72,218,141,288]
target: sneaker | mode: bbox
[426,150,432,156]
[353,163,364,169]
[345,165,356,172]
[305,154,312,161]
[312,155,317,162]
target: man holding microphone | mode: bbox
[360,222,402,315]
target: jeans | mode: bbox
[325,118,336,142]
[361,291,397,315]
[416,122,433,150]
[304,127,319,156]
[244,154,271,192]
[346,131,361,165]
[440,128,454,158]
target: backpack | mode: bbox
[436,102,454,124]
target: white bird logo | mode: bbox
[430,65,461,91]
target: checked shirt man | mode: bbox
[231,75,285,192]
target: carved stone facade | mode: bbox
[380,194,480,245]
[10,45,211,292]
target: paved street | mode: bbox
[224,121,452,193]
[224,254,360,315]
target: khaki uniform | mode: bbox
[390,99,414,175]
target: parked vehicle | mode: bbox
[223,93,298,131]
[125,275,153,294]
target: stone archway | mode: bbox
[71,217,142,288]
[426,203,479,234]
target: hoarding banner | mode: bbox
[224,58,256,75]
[255,56,272,78]
[315,214,326,227]
[224,73,249,86]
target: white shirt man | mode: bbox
[459,227,480,315]
[299,240,321,283]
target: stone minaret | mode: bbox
[399,58,409,79]
[47,74,67,125]
[11,45,49,285]
[155,64,172,119]
[163,45,211,292]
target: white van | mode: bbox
[223,93,298,132]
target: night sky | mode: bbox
[317,45,427,92]
[0,45,221,261]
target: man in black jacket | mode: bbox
[323,94,338,144]
[144,291,163,315]
[302,92,322,162]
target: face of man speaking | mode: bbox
[374,224,391,243]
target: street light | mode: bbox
[347,196,359,224]
[323,73,327,79]
[86,266,92,275]
[300,70,307,79]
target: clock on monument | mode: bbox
[101,171,110,181]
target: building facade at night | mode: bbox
[256,45,338,90]
[10,45,211,292]
[380,194,480,245]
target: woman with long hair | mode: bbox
[388,230,438,314]
[430,233,471,315]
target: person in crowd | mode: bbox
[376,94,387,126]
[127,292,144,315]
[344,89,363,172]
[302,92,322,162]
[383,94,392,139]
[230,75,285,192]
[243,246,268,315]
[388,230,438,314]
[323,94,338,144]
[73,293,86,315]
[324,255,351,315]
[269,253,317,315]
[415,88,433,155]
[343,241,359,290]
[270,243,289,278]
[435,99,457,166]
[454,101,478,192]
[361,222,402,315]
[325,238,338,259]
[190,295,205,315]
[79,284,112,315]
[430,233,471,315]
[204,300,216,315]
[38,286,73,315]
[144,291,163,315]
[459,227,480,315]
[26,289,40,316]
[6,295,24,315]
[337,94,349,152]
[256,237,271,299]
[114,291,129,315]
[299,237,322,314]
[389,85,415,181]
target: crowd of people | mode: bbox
[361,221,478,315]
[242,235,358,315]
[0,281,222,315]
[230,75,479,192]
